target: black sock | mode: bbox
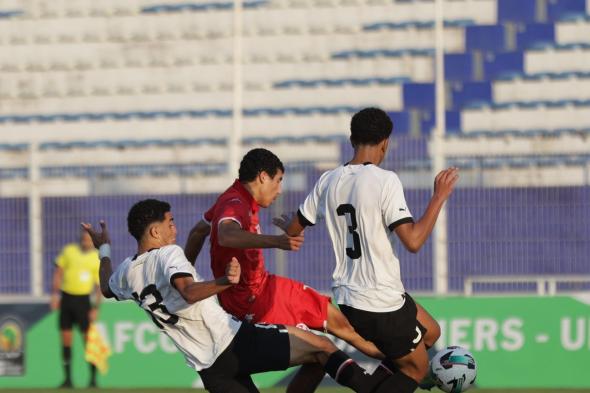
[63,346,72,382]
[324,350,387,393]
[89,364,97,385]
[373,370,419,393]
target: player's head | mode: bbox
[350,107,393,147]
[127,199,177,246]
[239,148,285,207]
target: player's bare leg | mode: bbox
[326,304,384,359]
[416,302,440,349]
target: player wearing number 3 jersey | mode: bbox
[83,199,402,393]
[281,108,460,393]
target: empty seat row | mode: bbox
[462,103,590,131]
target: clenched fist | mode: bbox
[225,257,241,284]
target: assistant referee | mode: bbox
[50,230,101,388]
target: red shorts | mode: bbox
[248,275,330,331]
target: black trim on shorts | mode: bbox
[297,209,315,227]
[388,217,414,231]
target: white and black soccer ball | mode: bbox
[430,346,477,393]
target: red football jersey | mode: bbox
[203,180,269,317]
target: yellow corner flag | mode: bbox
[85,324,112,374]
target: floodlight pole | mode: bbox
[29,142,43,297]
[229,0,244,181]
[433,0,449,295]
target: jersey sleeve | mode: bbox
[160,245,197,286]
[54,245,70,268]
[298,173,326,226]
[382,172,414,231]
[217,197,248,228]
[202,204,215,225]
[108,261,132,301]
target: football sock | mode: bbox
[373,369,419,393]
[89,364,97,386]
[62,346,72,383]
[324,350,387,393]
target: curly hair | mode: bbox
[238,148,285,182]
[350,107,393,147]
[127,199,171,241]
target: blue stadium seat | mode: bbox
[450,81,492,109]
[0,10,23,18]
[387,111,411,134]
[466,25,507,52]
[403,83,434,110]
[445,53,475,82]
[483,52,524,80]
[141,1,266,13]
[517,23,555,50]
[420,111,461,135]
[547,0,587,21]
[498,0,538,23]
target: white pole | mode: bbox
[433,0,448,295]
[229,0,244,181]
[29,142,43,297]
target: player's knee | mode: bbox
[315,335,337,355]
[424,321,441,348]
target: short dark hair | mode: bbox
[238,148,285,182]
[350,107,393,147]
[127,199,171,241]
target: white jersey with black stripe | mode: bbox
[299,163,413,312]
[108,245,241,371]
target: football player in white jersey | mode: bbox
[82,198,402,393]
[276,108,459,393]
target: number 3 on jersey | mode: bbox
[132,284,178,329]
[337,204,362,259]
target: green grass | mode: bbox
[3,389,590,393]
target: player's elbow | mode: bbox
[99,283,114,299]
[404,241,422,254]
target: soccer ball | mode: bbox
[430,346,477,393]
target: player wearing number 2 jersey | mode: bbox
[280,108,459,393]
[83,199,402,393]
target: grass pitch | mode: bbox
[3,389,590,393]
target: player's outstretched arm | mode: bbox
[218,219,304,251]
[184,219,211,264]
[395,167,459,253]
[273,212,306,237]
[173,257,240,303]
[81,221,115,298]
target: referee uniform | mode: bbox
[52,239,100,388]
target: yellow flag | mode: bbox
[85,324,112,374]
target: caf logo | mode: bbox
[0,320,23,353]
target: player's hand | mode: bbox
[81,220,111,248]
[433,167,459,200]
[225,257,241,284]
[277,233,304,251]
[272,212,295,233]
[50,293,60,311]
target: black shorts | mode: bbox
[198,322,291,393]
[59,291,91,331]
[339,293,426,359]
